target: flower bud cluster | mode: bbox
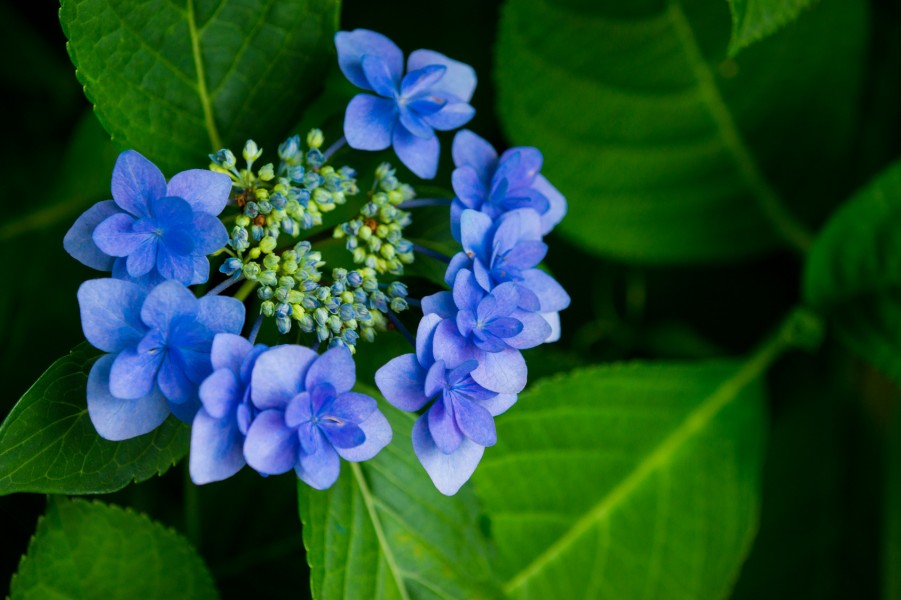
[334,163,415,275]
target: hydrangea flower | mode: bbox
[450,130,566,238]
[422,270,550,394]
[190,333,268,485]
[79,279,245,440]
[336,29,477,180]
[65,150,231,286]
[376,314,516,495]
[243,345,392,489]
[446,208,570,341]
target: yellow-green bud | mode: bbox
[306,128,324,149]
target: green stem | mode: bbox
[233,279,257,302]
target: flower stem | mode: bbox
[413,243,451,264]
[397,198,453,209]
[323,136,347,161]
[205,274,244,296]
[388,310,415,347]
[233,279,257,302]
[247,314,264,344]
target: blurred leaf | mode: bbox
[473,360,767,599]
[494,0,866,263]
[0,344,189,496]
[298,400,501,600]
[10,497,217,599]
[727,0,817,55]
[59,0,340,174]
[803,160,901,386]
[729,352,845,599]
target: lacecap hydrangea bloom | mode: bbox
[65,28,568,495]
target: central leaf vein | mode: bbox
[187,0,222,151]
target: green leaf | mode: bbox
[298,400,502,600]
[473,360,768,599]
[494,0,866,264]
[803,160,901,386]
[727,0,818,55]
[10,497,218,599]
[0,344,189,496]
[59,0,340,174]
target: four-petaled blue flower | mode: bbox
[65,150,231,286]
[243,345,392,489]
[336,29,477,180]
[450,130,566,239]
[79,279,245,441]
[190,333,268,485]
[376,314,516,495]
[447,208,571,341]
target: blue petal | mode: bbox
[189,255,213,286]
[167,169,231,216]
[197,295,245,334]
[424,360,447,399]
[433,318,478,367]
[423,102,475,132]
[453,397,497,447]
[251,345,318,410]
[191,212,229,255]
[428,398,464,454]
[493,208,543,255]
[484,316,522,340]
[375,354,429,411]
[77,279,147,353]
[109,347,162,400]
[471,348,526,394]
[64,200,121,271]
[451,166,487,211]
[480,283,519,320]
[542,311,562,343]
[140,280,197,331]
[93,213,149,257]
[305,346,356,394]
[297,435,341,490]
[167,394,201,424]
[158,353,199,404]
[444,252,471,288]
[415,313,443,367]
[244,409,299,475]
[320,422,366,449]
[533,174,567,235]
[210,333,253,373]
[189,408,245,484]
[401,64,447,98]
[87,354,170,441]
[335,29,404,92]
[335,409,392,462]
[392,126,439,180]
[407,49,477,103]
[156,245,196,284]
[421,292,455,320]
[479,392,517,417]
[398,104,435,139]
[452,269,485,313]
[125,237,159,278]
[199,368,241,419]
[344,94,397,151]
[521,269,571,312]
[285,391,312,428]
[460,209,493,260]
[412,415,484,496]
[110,150,166,218]
[361,54,400,97]
[497,147,543,188]
[452,129,497,175]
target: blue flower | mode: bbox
[243,345,392,489]
[190,333,268,485]
[450,130,566,238]
[376,314,516,495]
[64,150,231,286]
[446,208,570,341]
[335,29,477,180]
[79,279,245,440]
[422,270,550,394]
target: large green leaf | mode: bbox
[727,0,818,55]
[0,344,189,496]
[494,0,866,264]
[10,497,217,599]
[803,161,901,386]
[298,401,501,600]
[473,360,768,599]
[59,0,340,174]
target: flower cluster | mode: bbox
[376,131,569,495]
[64,27,567,495]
